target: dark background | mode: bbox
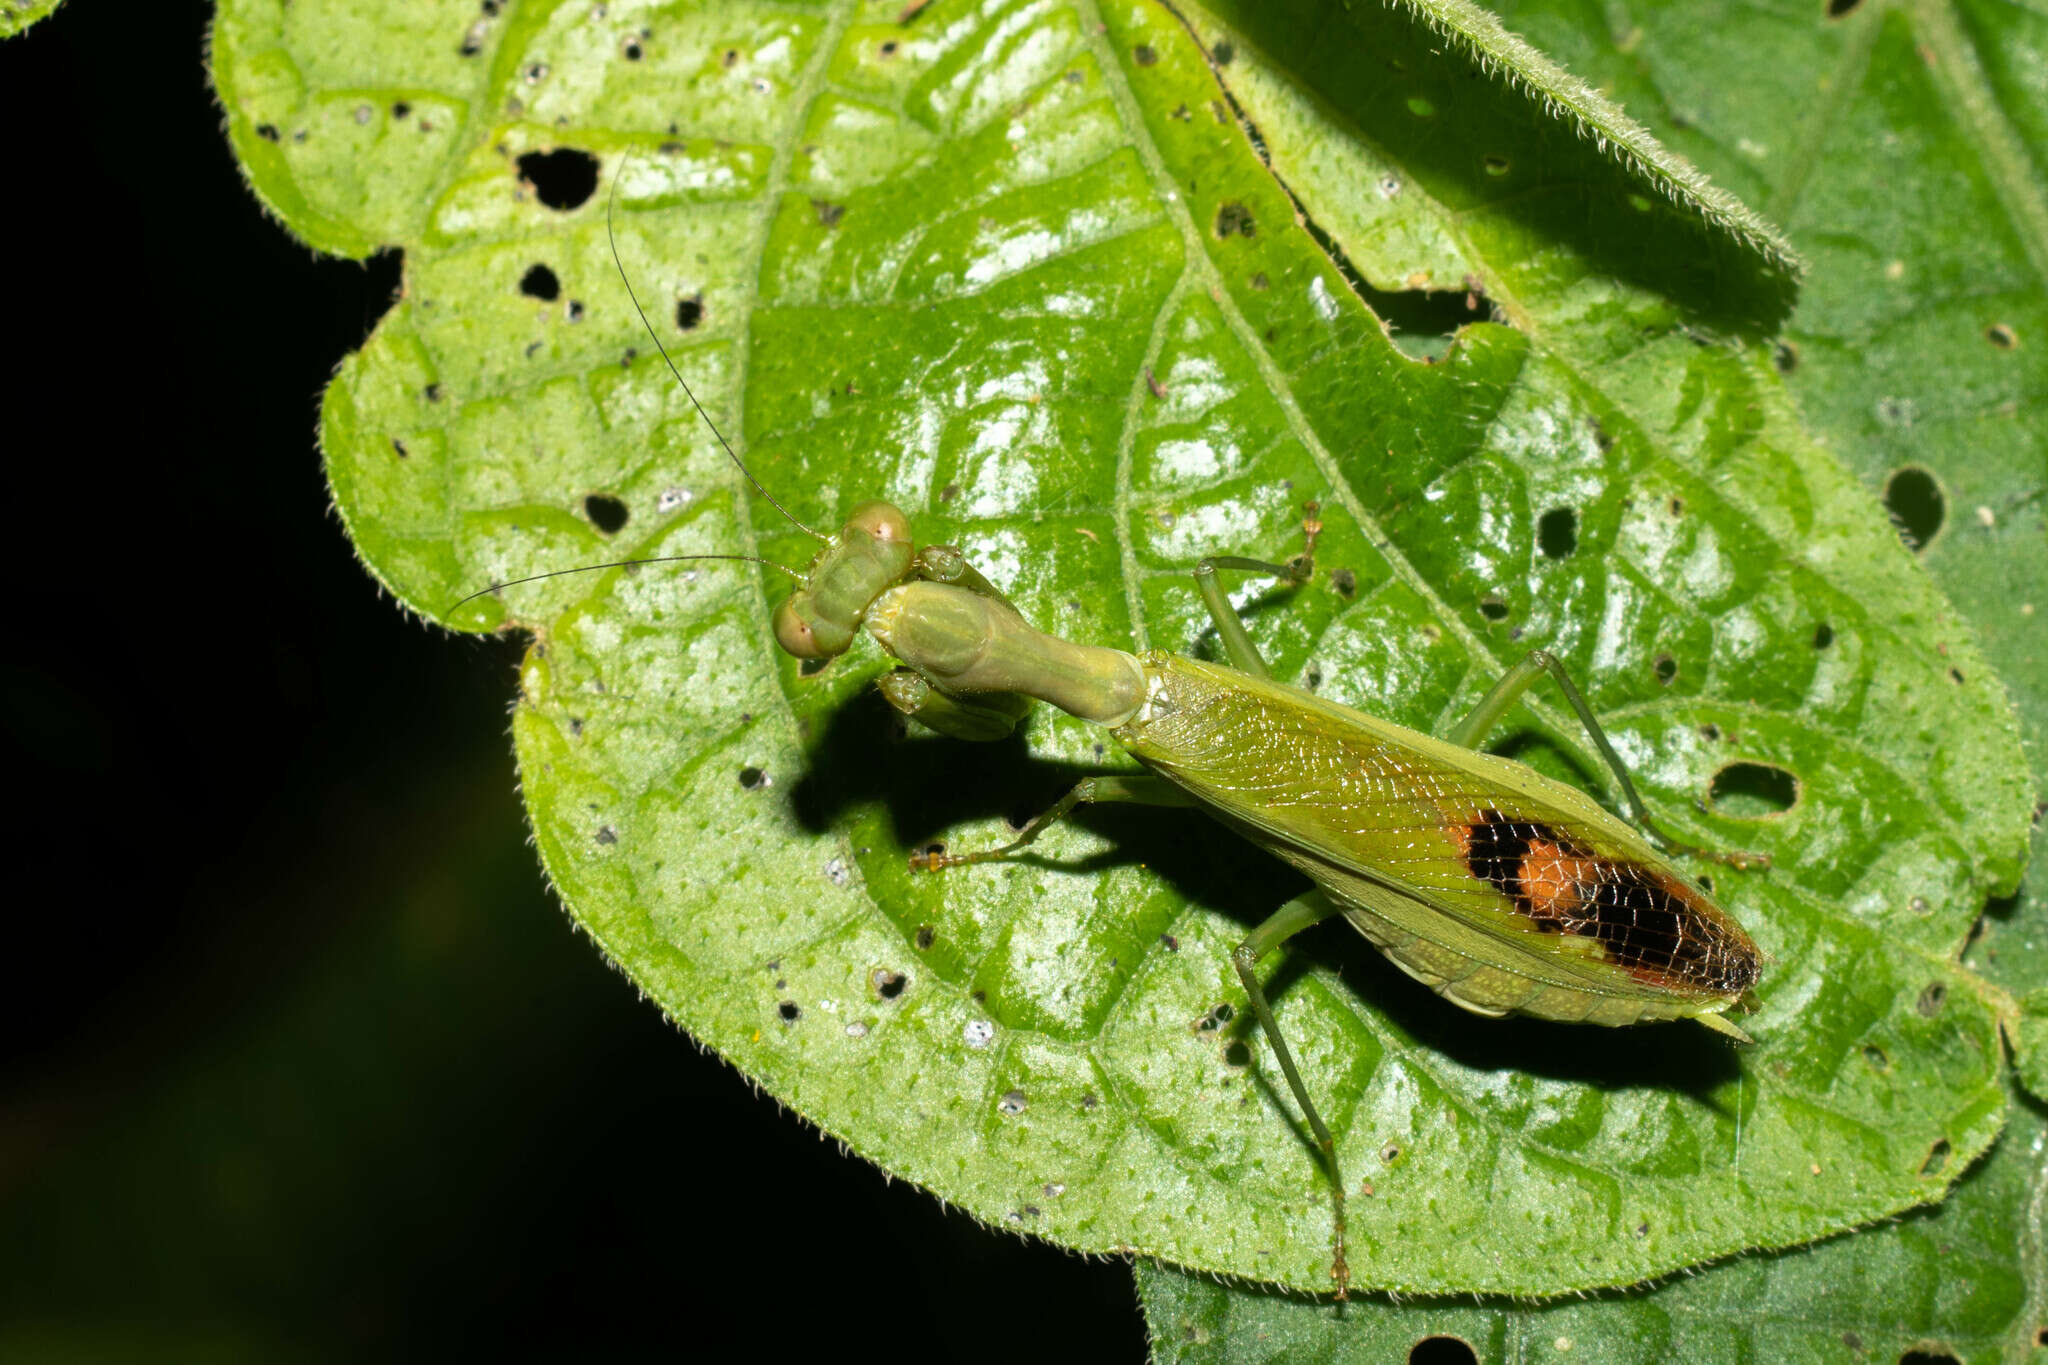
[0,2,1141,1355]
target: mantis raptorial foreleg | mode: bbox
[1450,650,1769,871]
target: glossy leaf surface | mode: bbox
[217,0,2035,1295]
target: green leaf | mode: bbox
[218,0,2035,1295]
[1,0,63,41]
[1139,1091,2048,1363]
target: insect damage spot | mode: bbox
[1408,1337,1479,1365]
[519,263,560,300]
[1215,201,1256,238]
[1884,465,1945,551]
[1537,507,1578,559]
[584,493,629,534]
[1708,762,1798,818]
[517,147,600,210]
[997,1089,1027,1115]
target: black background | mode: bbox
[0,2,1142,1355]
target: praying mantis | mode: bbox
[462,193,1768,1297]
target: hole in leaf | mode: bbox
[1708,762,1798,817]
[519,263,560,300]
[1331,567,1357,596]
[516,147,600,210]
[1920,1138,1951,1177]
[1223,1039,1252,1067]
[738,765,766,790]
[799,657,828,676]
[1478,596,1510,622]
[1899,1350,1961,1365]
[1917,982,1946,1016]
[1812,622,1834,648]
[915,925,936,951]
[1482,155,1509,177]
[1863,1043,1889,1071]
[1212,39,1235,64]
[873,968,907,1000]
[1654,653,1678,685]
[1949,667,1965,685]
[777,1000,800,1022]
[1406,95,1435,118]
[675,293,704,330]
[1197,1002,1234,1032]
[1133,43,1158,65]
[1381,1141,1401,1163]
[1215,201,1256,238]
[1409,1338,1479,1365]
[391,101,411,119]
[584,493,629,534]
[256,122,281,142]
[1986,322,2017,348]
[1883,466,1944,551]
[1537,507,1578,559]
[621,35,643,60]
[1826,0,1862,15]
[1699,723,1721,742]
[1774,341,1799,373]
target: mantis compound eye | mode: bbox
[773,594,828,659]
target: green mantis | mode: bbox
[462,186,1768,1298]
[771,489,1764,1296]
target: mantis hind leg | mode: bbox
[908,774,1195,870]
[1233,889,1352,1297]
[1451,649,1768,870]
[1192,503,1322,679]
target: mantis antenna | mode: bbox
[605,161,827,543]
[447,553,805,615]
